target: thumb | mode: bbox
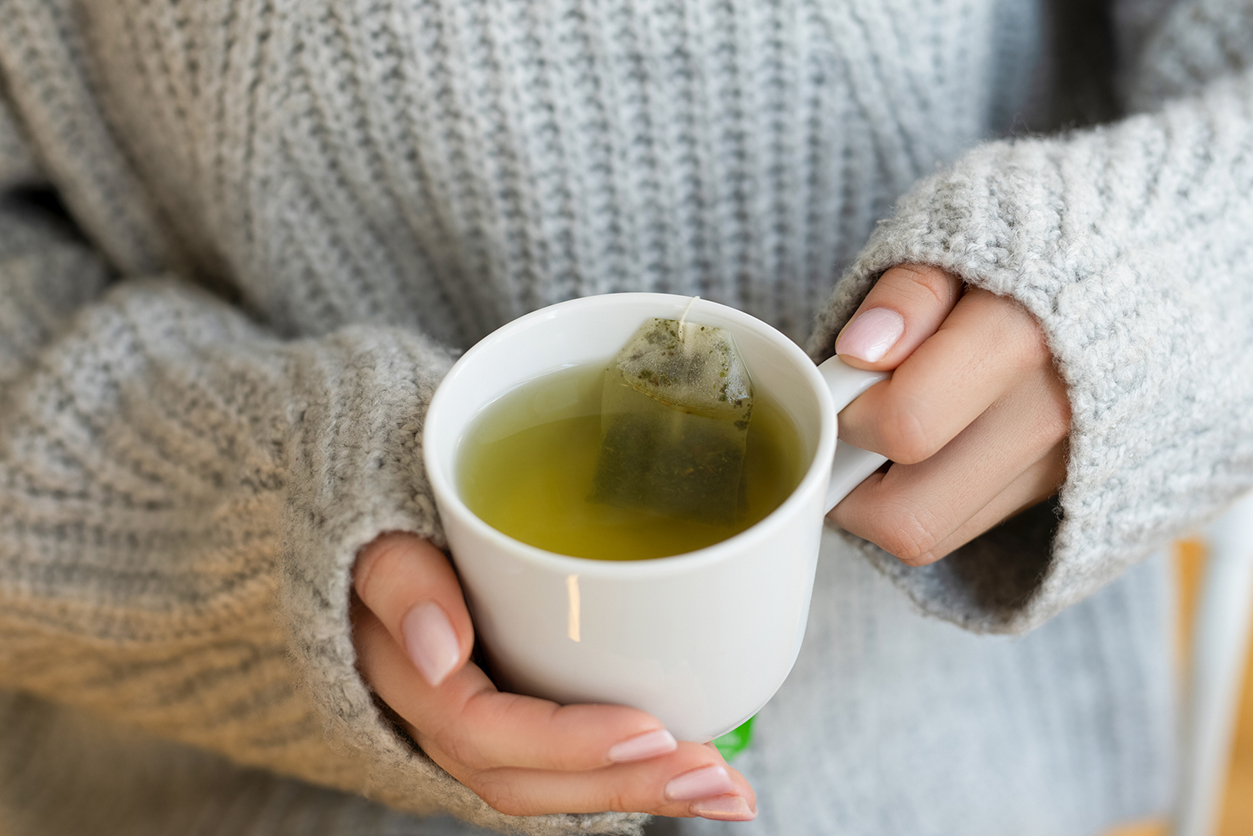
[353,532,474,688]
[835,264,964,370]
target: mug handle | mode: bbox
[817,356,890,513]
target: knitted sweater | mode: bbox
[0,0,1249,834]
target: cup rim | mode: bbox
[424,292,838,578]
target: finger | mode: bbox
[837,287,1054,463]
[439,740,756,820]
[835,264,964,369]
[834,450,1065,566]
[354,607,678,772]
[925,453,1067,560]
[353,532,474,687]
[831,374,1068,565]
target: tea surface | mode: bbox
[457,366,805,560]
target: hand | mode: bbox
[829,264,1070,565]
[351,532,757,821]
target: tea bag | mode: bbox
[592,304,753,525]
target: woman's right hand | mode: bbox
[351,532,757,822]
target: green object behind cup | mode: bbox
[713,715,755,760]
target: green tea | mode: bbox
[457,365,805,560]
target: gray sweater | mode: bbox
[0,0,1249,834]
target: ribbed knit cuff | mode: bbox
[277,326,647,835]
[809,74,1253,634]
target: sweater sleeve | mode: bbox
[0,100,644,836]
[808,0,1253,635]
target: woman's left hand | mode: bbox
[829,264,1071,565]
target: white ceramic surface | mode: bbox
[424,293,886,742]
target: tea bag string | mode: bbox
[678,296,700,343]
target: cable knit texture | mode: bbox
[810,67,1253,632]
[0,0,1246,834]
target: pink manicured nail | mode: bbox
[691,795,757,821]
[836,308,905,362]
[402,601,460,686]
[607,729,678,763]
[664,765,736,801]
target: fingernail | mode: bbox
[664,765,736,802]
[402,601,460,687]
[836,308,905,362]
[607,729,678,763]
[691,795,757,821]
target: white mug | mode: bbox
[424,293,887,742]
